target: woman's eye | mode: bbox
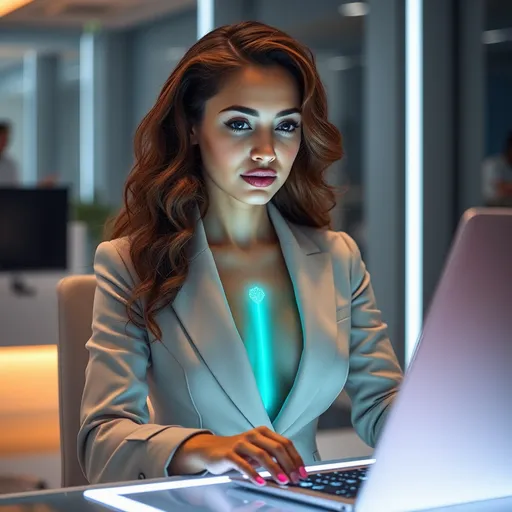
[277,121,300,133]
[227,120,251,132]
[226,119,300,133]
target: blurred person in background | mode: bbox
[0,121,19,186]
[0,120,58,188]
[78,21,403,486]
[0,120,28,295]
[482,131,512,206]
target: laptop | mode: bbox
[232,208,512,512]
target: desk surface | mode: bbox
[1,460,512,512]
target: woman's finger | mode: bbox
[235,442,289,485]
[228,452,267,486]
[256,427,306,478]
[250,434,298,482]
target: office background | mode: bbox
[0,0,510,491]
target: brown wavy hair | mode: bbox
[109,21,343,341]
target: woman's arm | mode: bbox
[77,241,211,484]
[338,232,404,448]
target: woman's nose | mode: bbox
[250,141,276,164]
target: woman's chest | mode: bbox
[148,242,353,431]
[211,246,303,400]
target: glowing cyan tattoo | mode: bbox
[247,285,275,418]
[248,286,265,305]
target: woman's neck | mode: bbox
[202,201,278,250]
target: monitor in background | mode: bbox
[0,188,68,272]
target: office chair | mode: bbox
[57,275,155,488]
[57,275,96,488]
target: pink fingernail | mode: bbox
[277,473,289,483]
[255,476,266,486]
[299,466,308,479]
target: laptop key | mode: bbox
[277,467,368,500]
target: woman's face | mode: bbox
[192,65,302,207]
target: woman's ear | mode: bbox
[190,126,198,145]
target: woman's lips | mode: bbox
[241,168,277,177]
[241,176,277,188]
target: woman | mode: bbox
[78,21,403,487]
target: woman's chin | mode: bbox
[238,189,279,206]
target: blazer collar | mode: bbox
[171,201,337,435]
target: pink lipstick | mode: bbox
[241,169,277,188]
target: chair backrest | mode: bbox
[56,275,96,488]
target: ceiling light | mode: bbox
[338,2,370,17]
[482,29,512,44]
[0,0,34,18]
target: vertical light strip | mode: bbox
[405,0,423,367]
[79,32,95,203]
[197,0,214,39]
[22,51,37,185]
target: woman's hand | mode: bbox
[170,426,308,486]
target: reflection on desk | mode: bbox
[126,482,314,512]
[1,459,512,512]
[0,487,104,512]
[116,485,512,512]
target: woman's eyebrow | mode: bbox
[219,105,301,117]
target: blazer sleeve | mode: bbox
[339,232,404,448]
[77,241,212,484]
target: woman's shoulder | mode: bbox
[293,223,362,262]
[94,236,135,277]
[96,236,131,259]
[295,226,367,294]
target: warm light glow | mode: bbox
[0,0,34,17]
[0,345,60,454]
[0,345,58,413]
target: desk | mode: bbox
[1,460,512,512]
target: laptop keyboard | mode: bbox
[288,467,368,499]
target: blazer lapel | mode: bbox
[171,203,339,436]
[171,206,273,430]
[267,203,339,436]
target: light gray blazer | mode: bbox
[78,202,403,484]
